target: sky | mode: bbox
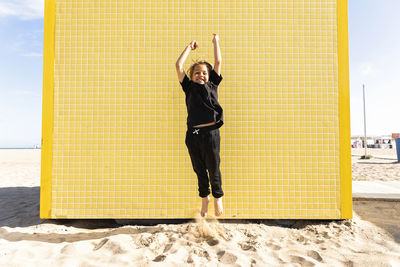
[0,0,399,147]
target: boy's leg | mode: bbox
[203,129,224,216]
[185,131,210,198]
[203,129,224,198]
[214,197,223,216]
[201,196,210,217]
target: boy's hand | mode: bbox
[189,41,198,50]
[212,33,219,43]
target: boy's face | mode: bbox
[192,64,209,84]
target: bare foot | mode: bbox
[201,196,210,217]
[214,197,223,216]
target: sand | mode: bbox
[1,149,400,266]
[352,148,400,181]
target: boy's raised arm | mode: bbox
[176,41,198,83]
[212,33,222,76]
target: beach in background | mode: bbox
[352,148,400,181]
[0,149,399,266]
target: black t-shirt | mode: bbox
[180,69,223,127]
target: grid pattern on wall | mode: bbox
[49,0,342,218]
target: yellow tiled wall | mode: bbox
[41,0,352,219]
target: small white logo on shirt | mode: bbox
[193,129,200,134]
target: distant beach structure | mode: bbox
[351,139,362,148]
[351,134,398,149]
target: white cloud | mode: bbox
[0,0,44,20]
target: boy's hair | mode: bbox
[187,59,213,80]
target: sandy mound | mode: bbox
[1,213,400,266]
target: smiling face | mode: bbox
[191,64,209,84]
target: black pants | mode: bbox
[185,127,224,198]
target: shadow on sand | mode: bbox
[0,186,348,229]
[357,161,398,165]
[0,187,118,229]
[7,186,396,244]
[0,186,342,229]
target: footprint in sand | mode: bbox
[295,235,310,244]
[343,260,355,267]
[153,254,166,262]
[307,250,323,262]
[163,243,173,253]
[239,242,256,251]
[242,229,257,238]
[191,247,211,260]
[217,250,238,264]
[296,235,305,243]
[239,239,262,251]
[206,237,219,246]
[322,231,331,239]
[288,255,316,267]
[137,233,154,247]
[187,255,194,263]
[267,242,281,251]
[279,250,322,266]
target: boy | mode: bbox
[175,34,224,217]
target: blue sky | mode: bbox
[0,0,399,147]
[348,0,400,137]
[0,0,43,147]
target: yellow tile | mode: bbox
[42,0,351,219]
